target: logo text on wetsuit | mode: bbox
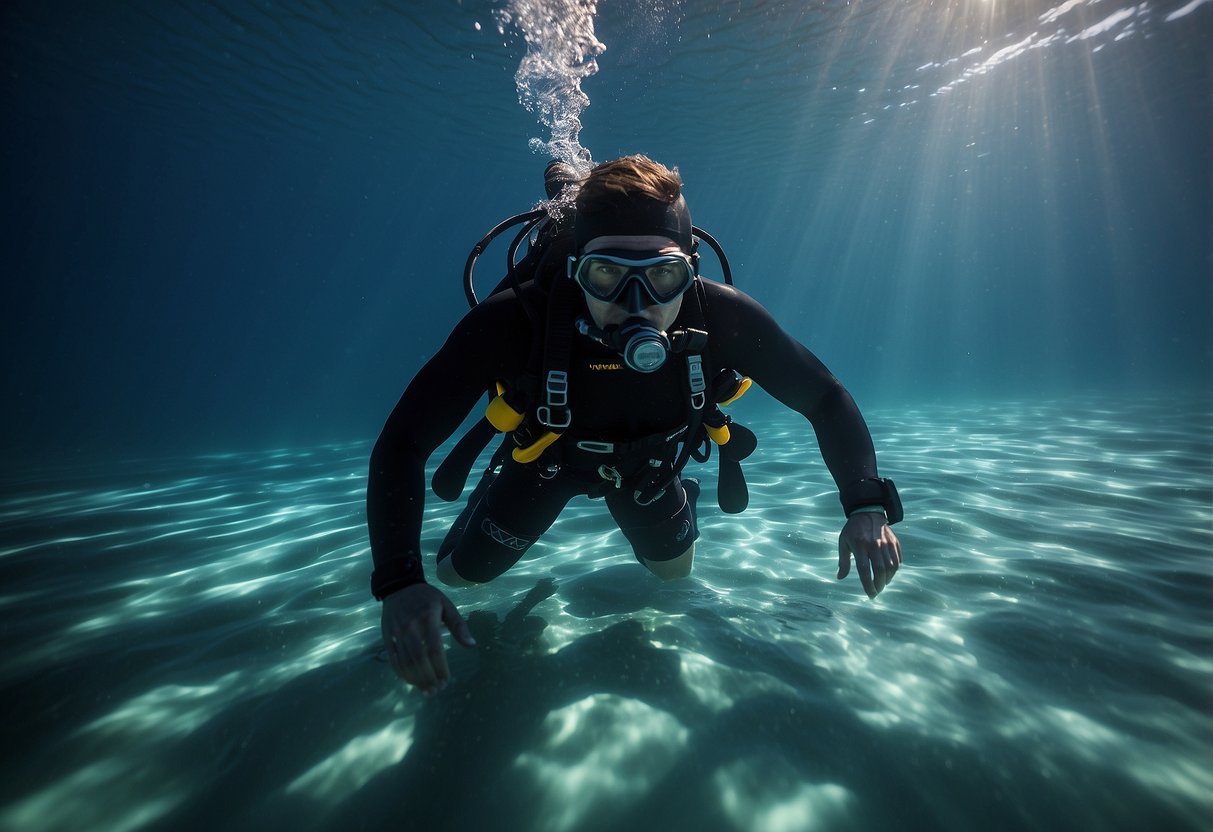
[588,362,624,371]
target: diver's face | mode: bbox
[580,235,687,330]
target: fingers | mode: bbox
[838,530,876,598]
[869,525,902,596]
[836,536,852,580]
[442,596,477,649]
[838,520,904,600]
[422,605,453,691]
[390,630,444,695]
[382,614,449,696]
[386,634,409,680]
[857,550,878,599]
[380,589,480,696]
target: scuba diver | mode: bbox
[369,155,904,695]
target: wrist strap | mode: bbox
[839,477,903,524]
[374,576,426,601]
[847,505,887,518]
[371,551,426,600]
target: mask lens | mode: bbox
[643,262,688,297]
[583,260,629,297]
[573,253,694,304]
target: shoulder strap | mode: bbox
[535,270,580,430]
[672,279,712,470]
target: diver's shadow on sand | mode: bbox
[313,575,840,831]
[299,577,693,830]
[156,575,1190,832]
[556,563,702,617]
[337,575,1184,832]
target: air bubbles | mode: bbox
[495,0,603,171]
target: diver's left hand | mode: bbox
[837,512,903,599]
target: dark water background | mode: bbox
[2,2,1211,831]
[3,0,1209,463]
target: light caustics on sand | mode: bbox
[2,399,1211,831]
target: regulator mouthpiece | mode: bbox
[617,318,670,373]
[576,317,671,374]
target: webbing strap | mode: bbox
[671,280,711,475]
[538,275,581,430]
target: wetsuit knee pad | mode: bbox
[440,504,539,584]
[612,479,700,563]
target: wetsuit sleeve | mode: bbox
[705,283,881,510]
[367,297,528,599]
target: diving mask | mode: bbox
[568,251,697,306]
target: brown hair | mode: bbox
[575,155,682,213]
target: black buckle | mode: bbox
[687,355,706,411]
[538,370,572,429]
[545,370,568,405]
[537,405,571,429]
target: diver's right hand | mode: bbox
[381,583,476,695]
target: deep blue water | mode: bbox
[2,0,1209,460]
[1,2,1211,831]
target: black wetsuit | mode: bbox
[367,278,880,599]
